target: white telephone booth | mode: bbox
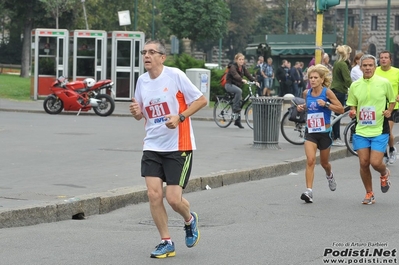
[69,30,107,81]
[108,31,145,100]
[31,28,69,100]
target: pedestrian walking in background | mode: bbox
[350,52,364,81]
[290,61,303,97]
[276,60,291,97]
[262,57,274,96]
[322,53,333,80]
[129,40,206,258]
[254,56,265,97]
[347,54,395,204]
[298,61,305,93]
[296,64,344,203]
[331,45,352,146]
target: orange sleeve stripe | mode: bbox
[176,91,193,150]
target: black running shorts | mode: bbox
[141,150,193,189]
[305,128,333,150]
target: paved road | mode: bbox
[1,156,398,265]
[0,98,396,230]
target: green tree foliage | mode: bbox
[39,0,78,29]
[255,0,311,35]
[0,0,46,76]
[254,8,285,35]
[274,0,311,33]
[161,0,230,52]
[225,0,262,58]
[164,53,205,73]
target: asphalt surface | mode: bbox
[1,156,399,265]
[0,97,395,229]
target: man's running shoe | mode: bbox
[326,172,336,191]
[185,212,200,248]
[150,241,175,258]
[362,192,375,205]
[300,190,313,203]
[380,169,391,193]
[388,147,397,164]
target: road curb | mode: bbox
[0,147,350,229]
[0,108,215,121]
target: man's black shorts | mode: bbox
[141,151,193,189]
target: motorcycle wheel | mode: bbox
[43,95,63,114]
[93,94,115,117]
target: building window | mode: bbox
[371,16,378,31]
[302,18,309,31]
[369,44,376,57]
[395,15,399,30]
[348,17,354,28]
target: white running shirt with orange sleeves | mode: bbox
[135,66,203,152]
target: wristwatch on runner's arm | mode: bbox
[179,114,186,122]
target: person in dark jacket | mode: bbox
[290,61,303,97]
[225,53,259,128]
[276,60,291,97]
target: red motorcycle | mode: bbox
[43,76,115,117]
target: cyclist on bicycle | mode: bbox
[225,53,259,129]
[296,64,344,203]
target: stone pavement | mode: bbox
[0,98,374,228]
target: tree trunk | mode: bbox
[190,40,194,57]
[20,12,33,77]
[56,5,59,29]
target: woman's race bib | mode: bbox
[307,112,326,133]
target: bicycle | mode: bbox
[280,97,351,145]
[213,81,258,129]
[343,118,357,156]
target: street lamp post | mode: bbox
[285,0,288,34]
[386,0,391,50]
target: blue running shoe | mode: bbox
[185,212,200,248]
[150,241,175,259]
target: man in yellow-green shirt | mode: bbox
[347,54,396,204]
[375,50,399,165]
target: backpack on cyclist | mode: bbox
[220,62,233,87]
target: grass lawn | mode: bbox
[0,74,217,106]
[0,74,31,101]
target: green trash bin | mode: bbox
[251,97,284,149]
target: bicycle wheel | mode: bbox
[244,103,253,129]
[280,111,306,145]
[343,119,358,156]
[213,98,233,128]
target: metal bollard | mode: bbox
[251,97,284,149]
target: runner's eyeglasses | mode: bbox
[140,49,164,56]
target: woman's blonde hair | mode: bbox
[307,64,332,88]
[234,53,245,61]
[335,45,351,62]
